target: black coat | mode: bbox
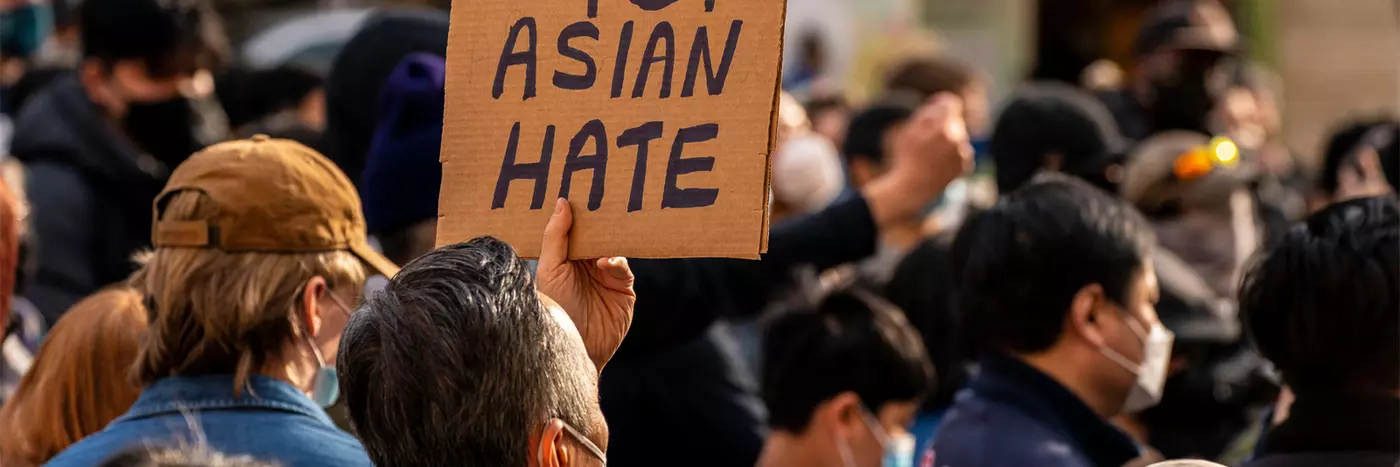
[1243,393,1399,467]
[10,75,169,323]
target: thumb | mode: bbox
[539,198,572,269]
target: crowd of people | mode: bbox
[0,0,1396,466]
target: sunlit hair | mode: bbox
[130,190,366,393]
[0,288,148,467]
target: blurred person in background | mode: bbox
[885,56,990,143]
[600,95,971,467]
[841,96,924,283]
[361,53,445,266]
[215,65,326,150]
[323,8,448,190]
[9,0,230,323]
[1099,0,1239,142]
[45,137,397,466]
[1239,196,1399,467]
[884,237,964,456]
[990,82,1127,195]
[756,286,933,467]
[0,176,27,403]
[805,95,850,150]
[770,92,844,222]
[339,201,634,467]
[0,288,147,466]
[934,175,1167,467]
[1118,132,1279,459]
[1313,120,1398,211]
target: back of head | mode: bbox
[762,285,933,433]
[953,173,1154,354]
[885,238,965,411]
[0,288,148,466]
[885,56,975,99]
[991,83,1124,194]
[80,0,227,69]
[99,445,279,467]
[842,96,919,170]
[1318,118,1395,197]
[323,8,449,187]
[338,238,595,466]
[131,137,384,391]
[1241,196,1400,393]
[361,53,446,264]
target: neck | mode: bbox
[1018,350,1119,418]
[259,342,318,396]
[757,429,838,467]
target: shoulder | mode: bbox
[44,427,152,466]
[1243,452,1400,467]
[931,395,1089,467]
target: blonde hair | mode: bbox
[0,288,148,467]
[131,190,366,392]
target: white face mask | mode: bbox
[835,407,917,467]
[1098,315,1175,413]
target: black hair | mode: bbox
[337,238,595,466]
[1240,196,1400,393]
[991,83,1124,194]
[762,285,934,433]
[885,56,977,100]
[79,0,227,77]
[841,97,919,165]
[886,236,966,413]
[215,66,324,130]
[1318,119,1399,196]
[952,173,1155,354]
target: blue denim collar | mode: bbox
[115,374,331,426]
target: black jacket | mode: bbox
[601,194,880,467]
[1244,394,1399,467]
[10,75,169,322]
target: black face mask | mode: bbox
[122,96,226,168]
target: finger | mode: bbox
[595,257,635,286]
[539,198,573,269]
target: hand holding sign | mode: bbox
[538,198,637,373]
[863,93,975,227]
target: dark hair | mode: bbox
[1241,196,1400,393]
[991,83,1124,194]
[79,0,227,77]
[842,97,918,165]
[885,57,976,99]
[886,236,966,412]
[337,238,595,467]
[1318,119,1400,195]
[215,66,324,130]
[762,285,934,433]
[99,445,278,467]
[952,173,1154,354]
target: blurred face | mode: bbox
[83,57,214,117]
[81,54,227,166]
[1142,49,1231,133]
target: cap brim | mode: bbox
[351,240,400,278]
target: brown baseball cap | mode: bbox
[151,135,399,278]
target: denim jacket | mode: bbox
[46,374,372,467]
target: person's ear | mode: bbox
[529,419,569,467]
[848,158,877,187]
[822,391,863,436]
[1070,283,1109,347]
[80,60,121,118]
[300,276,329,338]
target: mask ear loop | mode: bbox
[539,422,608,466]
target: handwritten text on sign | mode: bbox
[438,0,784,259]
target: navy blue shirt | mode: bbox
[932,354,1142,467]
[46,374,371,466]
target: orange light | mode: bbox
[1173,149,1216,180]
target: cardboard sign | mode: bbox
[438,0,786,259]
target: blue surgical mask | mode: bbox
[0,4,52,58]
[857,408,916,467]
[302,291,353,408]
